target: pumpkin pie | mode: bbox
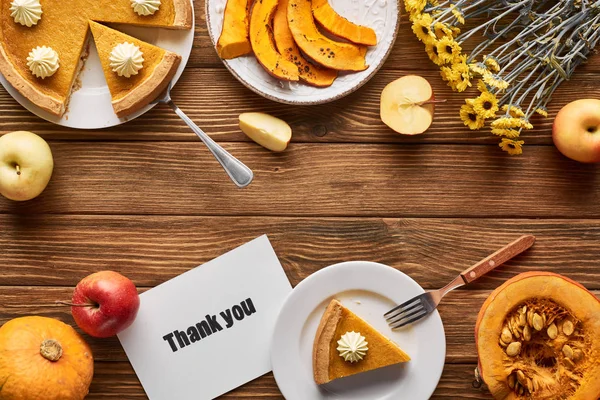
[89,21,180,117]
[0,0,192,117]
[313,299,410,385]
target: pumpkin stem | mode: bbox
[40,339,63,362]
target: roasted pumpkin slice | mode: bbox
[476,272,600,399]
[250,0,299,81]
[287,0,368,72]
[312,0,377,46]
[216,0,253,59]
[273,0,337,87]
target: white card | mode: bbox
[118,235,293,400]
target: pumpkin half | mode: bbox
[287,0,368,72]
[216,0,253,59]
[0,316,94,400]
[272,0,337,87]
[250,0,299,81]
[312,0,377,46]
[475,272,600,399]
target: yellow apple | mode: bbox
[239,112,292,152]
[553,99,600,163]
[0,131,54,201]
[380,75,435,135]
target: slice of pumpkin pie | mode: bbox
[89,21,180,117]
[313,299,410,385]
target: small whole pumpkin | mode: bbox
[475,272,600,399]
[0,316,94,400]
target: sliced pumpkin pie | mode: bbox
[313,299,410,385]
[89,21,180,118]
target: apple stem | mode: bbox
[55,300,92,307]
[418,99,447,105]
[15,165,20,176]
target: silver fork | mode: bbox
[384,235,536,329]
[153,83,254,188]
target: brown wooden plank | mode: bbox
[0,286,597,364]
[2,216,600,289]
[0,143,599,217]
[84,361,495,399]
[1,68,599,144]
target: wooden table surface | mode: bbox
[1,2,600,399]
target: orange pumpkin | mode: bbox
[216,0,253,59]
[287,0,368,71]
[475,272,600,399]
[272,0,337,87]
[0,316,94,400]
[312,0,377,46]
[250,0,299,81]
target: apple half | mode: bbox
[239,112,292,152]
[380,75,435,135]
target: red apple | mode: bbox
[71,271,140,338]
[552,99,600,163]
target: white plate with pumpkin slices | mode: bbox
[271,261,446,400]
[206,0,400,104]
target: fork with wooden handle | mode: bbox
[384,235,536,329]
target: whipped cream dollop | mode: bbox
[337,331,368,363]
[27,46,59,79]
[10,0,42,27]
[109,42,144,78]
[131,0,161,16]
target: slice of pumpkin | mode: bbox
[272,0,337,87]
[475,272,600,399]
[312,0,377,46]
[287,0,368,72]
[216,0,253,59]
[250,0,299,81]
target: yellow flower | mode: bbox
[469,62,487,76]
[472,92,499,119]
[483,56,500,73]
[411,13,436,44]
[425,41,442,65]
[501,104,525,118]
[451,26,461,37]
[451,6,465,24]
[436,36,462,64]
[483,73,509,90]
[491,128,520,138]
[460,103,485,130]
[535,107,548,117]
[499,138,524,155]
[434,22,453,39]
[440,65,458,82]
[477,79,489,93]
[405,0,426,16]
[491,117,532,130]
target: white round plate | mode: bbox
[0,3,195,129]
[206,0,399,104]
[271,261,445,400]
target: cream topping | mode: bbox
[10,0,42,27]
[130,0,161,16]
[27,46,59,79]
[337,331,368,363]
[109,42,144,78]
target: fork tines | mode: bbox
[384,293,432,329]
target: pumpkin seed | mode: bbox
[506,342,522,357]
[527,309,534,327]
[499,339,508,347]
[542,313,547,327]
[523,325,532,341]
[526,377,533,393]
[564,357,576,369]
[519,312,526,327]
[518,384,524,395]
[547,323,558,339]
[516,370,526,386]
[563,344,574,359]
[532,377,539,392]
[501,327,513,344]
[532,313,544,331]
[508,373,516,389]
[573,349,583,361]
[563,320,574,336]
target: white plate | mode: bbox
[271,261,445,400]
[206,0,399,104]
[0,3,195,129]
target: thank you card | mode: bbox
[118,235,293,399]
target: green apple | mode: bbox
[239,112,292,152]
[553,99,600,163]
[0,131,54,201]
